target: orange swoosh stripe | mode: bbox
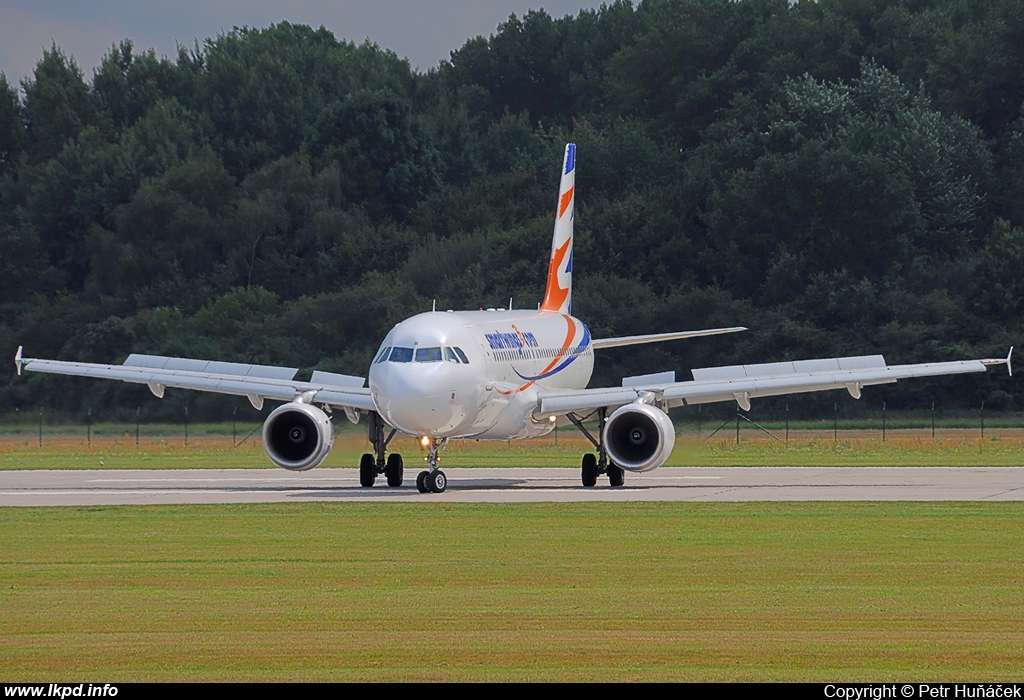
[540,239,570,312]
[558,186,574,218]
[495,316,577,395]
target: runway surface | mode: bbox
[2,466,1024,505]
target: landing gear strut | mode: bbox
[359,411,402,488]
[567,407,623,487]
[417,437,448,494]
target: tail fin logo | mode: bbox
[540,144,575,314]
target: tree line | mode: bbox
[1,0,1022,421]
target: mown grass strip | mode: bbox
[1,502,1023,681]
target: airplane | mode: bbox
[15,144,1013,493]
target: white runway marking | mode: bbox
[87,477,354,483]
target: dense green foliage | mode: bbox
[1,0,1021,421]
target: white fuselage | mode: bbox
[369,310,594,439]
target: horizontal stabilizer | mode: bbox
[592,326,746,350]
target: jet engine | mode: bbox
[262,402,334,471]
[603,402,675,472]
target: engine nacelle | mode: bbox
[603,403,675,472]
[262,402,334,471]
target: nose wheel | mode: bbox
[416,437,448,493]
[417,469,447,493]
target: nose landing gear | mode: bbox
[416,437,448,493]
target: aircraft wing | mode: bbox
[536,351,1013,416]
[14,348,375,413]
[591,326,746,349]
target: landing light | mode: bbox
[419,435,431,448]
[549,415,557,423]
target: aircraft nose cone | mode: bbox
[371,364,471,436]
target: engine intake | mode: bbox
[603,403,675,472]
[262,402,334,471]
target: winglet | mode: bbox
[14,346,23,376]
[540,143,575,314]
[981,346,1013,376]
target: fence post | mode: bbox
[184,406,189,446]
[38,407,42,448]
[785,402,789,444]
[931,402,935,439]
[833,402,838,442]
[980,400,985,438]
[882,401,886,442]
[735,411,740,445]
[87,407,92,447]
[232,405,237,447]
[136,407,140,446]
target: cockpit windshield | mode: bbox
[384,346,468,364]
[415,347,442,363]
[389,347,413,363]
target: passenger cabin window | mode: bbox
[415,347,442,363]
[389,347,413,363]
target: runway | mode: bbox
[2,466,1024,505]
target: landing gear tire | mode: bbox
[608,464,624,487]
[427,470,447,493]
[416,470,430,493]
[359,453,375,487]
[386,453,404,487]
[581,453,597,487]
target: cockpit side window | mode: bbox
[453,347,470,364]
[444,347,460,363]
[415,347,442,363]
[374,347,391,364]
[389,347,413,363]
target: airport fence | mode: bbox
[1,399,1020,449]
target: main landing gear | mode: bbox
[567,407,624,488]
[360,411,403,488]
[416,437,448,494]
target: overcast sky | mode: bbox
[0,1,609,84]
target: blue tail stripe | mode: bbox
[564,143,575,174]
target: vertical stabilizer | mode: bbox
[540,143,575,314]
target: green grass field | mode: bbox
[2,502,1023,681]
[3,429,1023,681]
